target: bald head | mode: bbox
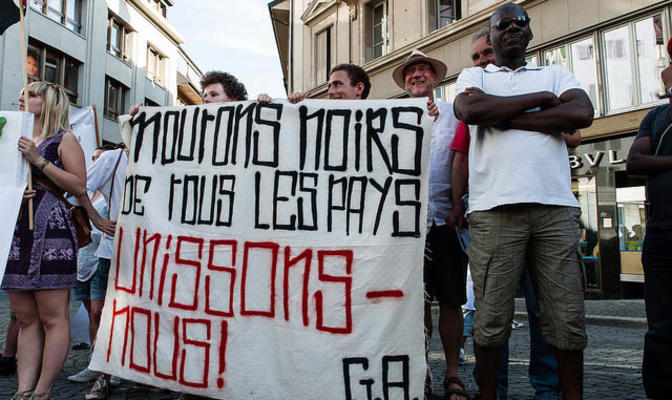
[489,3,528,29]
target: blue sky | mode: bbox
[170,0,286,98]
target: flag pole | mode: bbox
[19,1,34,231]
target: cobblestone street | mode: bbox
[0,292,647,399]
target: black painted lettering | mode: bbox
[162,111,180,165]
[177,107,198,162]
[254,171,270,229]
[342,357,370,400]
[215,175,235,227]
[273,171,297,230]
[252,103,282,168]
[369,177,392,236]
[234,103,256,166]
[198,108,216,163]
[212,106,235,166]
[327,175,347,233]
[324,109,351,171]
[130,111,161,163]
[392,179,421,238]
[366,108,392,174]
[346,177,367,235]
[382,355,411,400]
[391,107,424,176]
[181,175,199,225]
[298,173,318,231]
[299,106,325,171]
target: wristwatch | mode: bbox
[665,86,672,98]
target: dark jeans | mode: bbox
[642,227,672,400]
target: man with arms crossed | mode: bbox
[450,26,579,400]
[453,4,593,400]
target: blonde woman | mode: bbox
[2,82,88,400]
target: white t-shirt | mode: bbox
[426,101,459,227]
[455,62,581,213]
[86,148,128,259]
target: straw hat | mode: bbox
[392,49,447,90]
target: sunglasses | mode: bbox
[492,15,531,31]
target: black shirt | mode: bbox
[636,105,672,229]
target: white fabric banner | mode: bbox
[91,99,433,399]
[0,111,33,284]
[69,105,98,167]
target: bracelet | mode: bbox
[38,157,50,170]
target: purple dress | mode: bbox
[2,131,78,290]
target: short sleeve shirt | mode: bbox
[636,105,672,228]
[427,102,460,226]
[86,149,129,259]
[450,121,470,154]
[454,62,581,212]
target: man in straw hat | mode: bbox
[453,3,593,400]
[393,49,468,400]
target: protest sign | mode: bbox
[0,111,32,283]
[90,98,433,399]
[69,105,99,167]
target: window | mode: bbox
[107,15,132,61]
[104,77,128,119]
[146,46,165,85]
[544,37,600,115]
[570,38,600,115]
[315,27,332,84]
[429,0,461,30]
[30,0,82,33]
[433,81,456,102]
[603,26,633,110]
[635,15,665,104]
[372,1,389,59]
[602,14,666,112]
[572,176,602,292]
[28,41,80,103]
[526,53,538,66]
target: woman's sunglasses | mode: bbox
[493,16,531,31]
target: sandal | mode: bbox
[444,375,469,400]
[11,391,33,400]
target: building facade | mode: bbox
[269,0,671,298]
[0,0,203,144]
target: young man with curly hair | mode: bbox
[199,70,248,103]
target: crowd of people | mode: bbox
[1,3,671,400]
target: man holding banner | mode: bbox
[393,50,468,400]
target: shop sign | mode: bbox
[569,150,626,170]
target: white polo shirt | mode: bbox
[455,62,581,213]
[426,101,459,227]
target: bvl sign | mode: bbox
[569,150,626,170]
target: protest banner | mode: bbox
[70,105,100,167]
[0,111,32,283]
[90,98,433,399]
